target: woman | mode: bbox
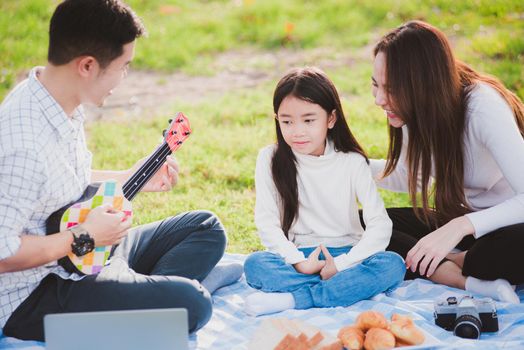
[370,20,524,303]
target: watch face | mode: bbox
[76,245,92,256]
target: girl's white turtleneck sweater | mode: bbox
[255,140,393,272]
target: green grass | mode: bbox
[1,0,523,253]
[1,0,523,98]
[84,73,406,253]
[87,92,272,253]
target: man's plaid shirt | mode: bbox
[0,67,91,327]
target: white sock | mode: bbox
[244,291,295,316]
[465,277,520,304]
[201,262,243,294]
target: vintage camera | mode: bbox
[434,295,498,339]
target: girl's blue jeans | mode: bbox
[244,246,406,309]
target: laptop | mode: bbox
[44,308,188,350]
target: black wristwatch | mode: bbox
[70,225,95,257]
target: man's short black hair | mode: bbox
[48,0,145,69]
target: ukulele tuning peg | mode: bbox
[162,129,167,137]
[172,130,177,135]
[168,119,173,124]
[184,131,191,136]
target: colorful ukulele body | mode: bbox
[46,112,191,275]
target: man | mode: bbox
[0,0,230,341]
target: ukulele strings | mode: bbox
[123,143,173,200]
[123,119,189,200]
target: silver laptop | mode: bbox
[44,308,188,350]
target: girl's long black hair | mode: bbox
[272,67,367,237]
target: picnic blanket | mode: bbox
[2,253,524,349]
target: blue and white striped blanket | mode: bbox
[2,254,524,349]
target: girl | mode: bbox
[243,67,405,316]
[370,20,524,303]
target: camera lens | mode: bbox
[454,314,481,339]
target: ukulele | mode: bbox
[46,112,191,275]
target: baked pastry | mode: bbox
[389,314,425,346]
[390,313,413,326]
[248,318,343,350]
[356,311,388,331]
[363,328,395,350]
[337,325,364,350]
[394,340,411,347]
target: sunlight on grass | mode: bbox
[1,0,523,98]
[85,76,409,253]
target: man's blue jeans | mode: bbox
[244,246,405,309]
[3,210,226,341]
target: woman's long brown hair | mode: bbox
[272,67,367,237]
[374,20,524,226]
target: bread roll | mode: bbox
[363,328,395,350]
[356,311,388,331]
[337,325,364,350]
[389,319,425,346]
[394,340,411,347]
[390,314,413,326]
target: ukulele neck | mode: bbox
[122,142,172,201]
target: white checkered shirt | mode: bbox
[0,67,92,327]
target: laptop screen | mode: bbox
[44,308,188,350]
